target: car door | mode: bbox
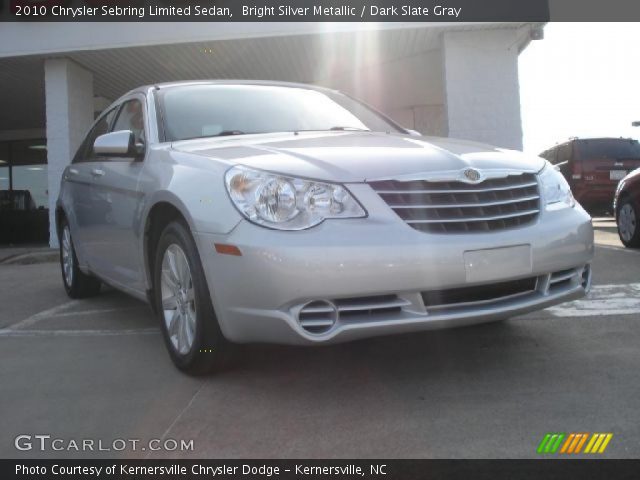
[63,107,117,267]
[88,96,148,291]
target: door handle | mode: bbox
[68,168,79,175]
[91,168,105,177]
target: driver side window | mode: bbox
[111,99,146,148]
[72,107,117,163]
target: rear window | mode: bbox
[575,139,640,161]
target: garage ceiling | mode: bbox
[0,23,535,132]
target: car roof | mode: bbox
[541,137,638,152]
[122,80,337,98]
[572,137,637,142]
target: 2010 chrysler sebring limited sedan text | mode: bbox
[57,81,594,373]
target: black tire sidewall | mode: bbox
[153,220,225,372]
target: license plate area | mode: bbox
[610,170,627,180]
[464,245,532,283]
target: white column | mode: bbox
[442,29,523,150]
[45,58,93,248]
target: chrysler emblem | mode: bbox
[461,168,482,183]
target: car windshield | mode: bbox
[159,84,403,141]
[576,139,640,160]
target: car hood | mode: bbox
[172,131,545,182]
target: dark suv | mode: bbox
[540,138,640,213]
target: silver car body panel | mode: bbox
[57,81,594,344]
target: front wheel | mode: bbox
[153,220,231,374]
[59,219,101,298]
[617,198,640,248]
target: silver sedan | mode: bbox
[56,81,594,373]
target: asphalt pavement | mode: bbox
[1,217,639,459]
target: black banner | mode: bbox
[3,0,640,21]
[4,460,640,480]
[1,0,550,22]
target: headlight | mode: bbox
[225,166,366,230]
[538,162,575,211]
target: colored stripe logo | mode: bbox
[537,433,613,454]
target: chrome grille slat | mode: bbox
[388,195,540,209]
[299,305,336,314]
[373,181,539,194]
[405,209,540,224]
[299,319,335,328]
[550,271,577,284]
[369,173,540,233]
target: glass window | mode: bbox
[540,148,556,164]
[0,166,9,192]
[112,99,146,146]
[159,84,402,142]
[0,142,9,172]
[12,165,48,209]
[74,107,117,163]
[10,139,47,166]
[0,139,49,244]
[556,143,572,163]
[576,138,640,161]
[0,143,9,193]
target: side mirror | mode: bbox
[93,130,144,158]
[406,129,422,137]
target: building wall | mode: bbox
[443,28,523,149]
[387,104,447,137]
[316,49,448,136]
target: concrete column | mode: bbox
[442,29,523,150]
[44,58,93,247]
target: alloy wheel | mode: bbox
[160,244,197,355]
[619,203,637,243]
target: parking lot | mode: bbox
[1,217,639,459]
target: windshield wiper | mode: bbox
[292,127,371,134]
[216,130,246,136]
[180,131,247,141]
[328,126,370,131]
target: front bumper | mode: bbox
[195,186,594,345]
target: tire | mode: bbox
[153,220,231,374]
[59,219,101,298]
[617,197,640,248]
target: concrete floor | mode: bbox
[1,217,639,459]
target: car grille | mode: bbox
[369,173,540,233]
[293,266,590,334]
[297,295,411,334]
[421,277,538,310]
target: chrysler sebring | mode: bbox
[56,81,594,373]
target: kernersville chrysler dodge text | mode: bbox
[56,81,594,373]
